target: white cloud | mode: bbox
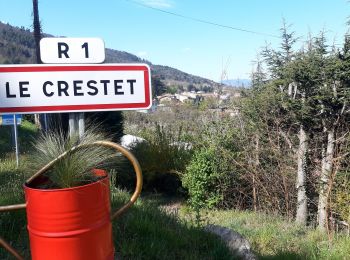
[139,0,174,9]
[181,47,191,53]
[137,51,148,58]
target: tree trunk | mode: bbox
[318,126,335,230]
[295,124,308,225]
[253,135,259,212]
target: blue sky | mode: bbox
[0,0,349,82]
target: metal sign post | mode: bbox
[68,113,77,138]
[13,114,19,167]
[0,114,22,167]
[68,112,85,139]
[78,112,85,139]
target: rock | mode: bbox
[120,134,146,149]
[204,224,257,260]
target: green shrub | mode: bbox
[116,125,192,195]
[182,148,222,211]
[0,120,39,157]
[332,171,350,223]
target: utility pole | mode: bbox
[32,0,41,65]
[32,0,48,130]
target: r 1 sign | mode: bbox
[0,64,152,114]
[40,38,105,64]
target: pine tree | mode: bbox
[263,20,312,225]
[316,33,350,230]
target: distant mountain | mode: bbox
[0,22,219,89]
[222,79,251,88]
[0,22,36,64]
[105,49,218,87]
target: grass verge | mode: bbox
[0,159,233,260]
[0,120,39,158]
[192,209,350,259]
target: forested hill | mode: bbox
[0,22,218,87]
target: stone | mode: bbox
[204,224,257,260]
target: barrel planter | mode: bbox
[0,141,143,260]
[25,170,114,260]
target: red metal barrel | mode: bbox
[24,172,114,260]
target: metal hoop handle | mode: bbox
[0,140,143,259]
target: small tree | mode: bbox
[152,75,166,97]
[182,147,222,224]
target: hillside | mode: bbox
[0,22,218,89]
[222,79,251,88]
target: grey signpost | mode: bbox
[13,115,19,167]
[68,112,85,139]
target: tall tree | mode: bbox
[262,20,312,225]
[316,33,350,230]
[288,48,319,224]
[251,55,266,89]
[152,75,166,96]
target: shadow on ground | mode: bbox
[0,187,236,259]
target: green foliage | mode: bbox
[182,148,222,214]
[0,158,28,206]
[152,75,167,97]
[0,22,35,64]
[332,171,350,223]
[0,120,39,158]
[235,83,299,216]
[198,96,219,110]
[257,22,350,224]
[124,109,245,210]
[166,85,178,94]
[116,124,192,195]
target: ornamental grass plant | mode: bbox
[29,126,116,188]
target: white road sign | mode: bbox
[0,64,152,114]
[40,38,105,64]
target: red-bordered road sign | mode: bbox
[0,64,152,114]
